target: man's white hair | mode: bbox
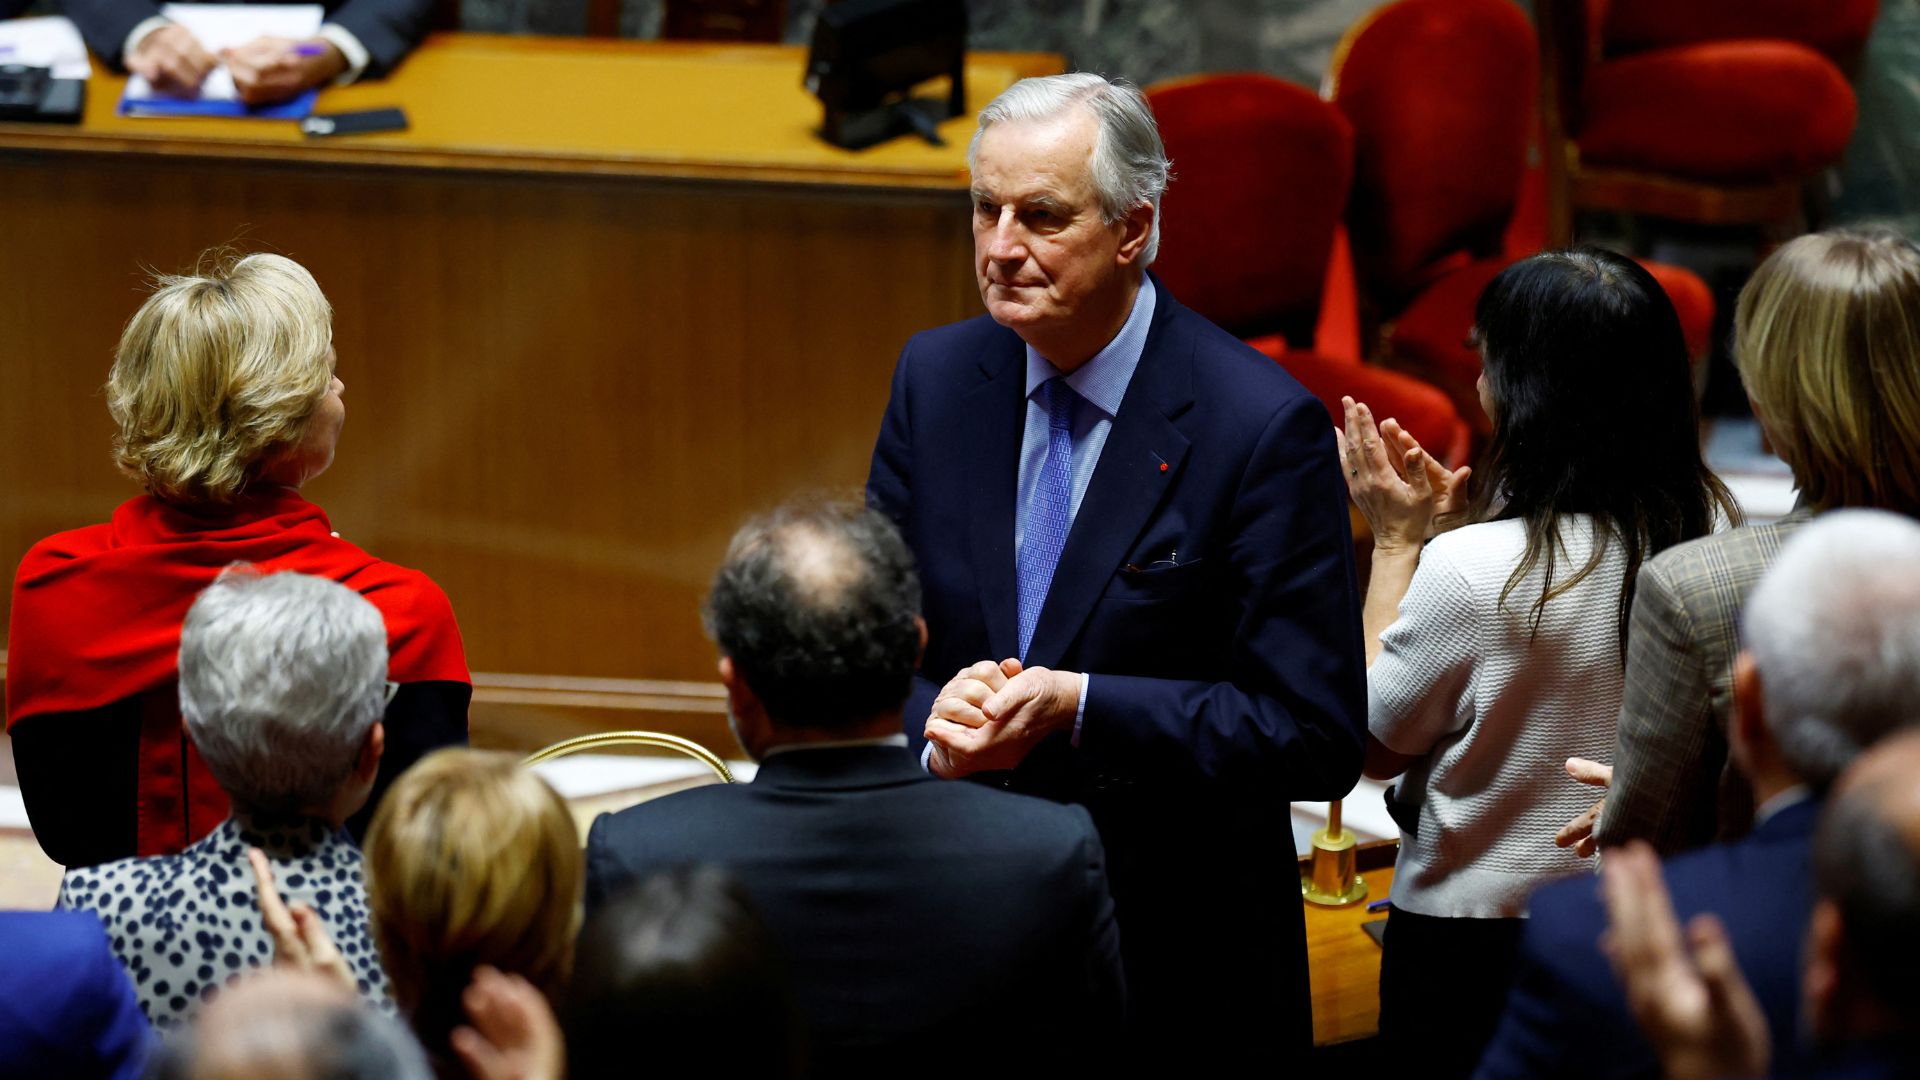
[967,72,1172,266]
[1742,509,1920,788]
[179,566,389,814]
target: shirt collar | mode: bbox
[1024,276,1156,419]
[759,733,908,759]
[1754,783,1812,828]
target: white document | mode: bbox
[0,15,92,80]
[123,2,323,101]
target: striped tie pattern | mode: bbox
[1017,377,1078,660]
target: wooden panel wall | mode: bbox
[0,152,980,752]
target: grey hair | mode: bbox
[967,72,1172,266]
[179,566,389,814]
[1740,509,1920,788]
[148,993,433,1080]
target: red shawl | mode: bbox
[7,487,470,853]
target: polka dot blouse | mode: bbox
[56,812,394,1030]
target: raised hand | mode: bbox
[450,966,566,1080]
[1336,397,1463,553]
[926,657,1023,778]
[248,846,354,993]
[1602,842,1769,1080]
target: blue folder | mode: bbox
[118,86,317,119]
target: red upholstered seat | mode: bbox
[1327,0,1716,442]
[1578,40,1859,184]
[1247,335,1473,468]
[1147,73,1355,345]
[1327,0,1537,305]
[1600,0,1880,61]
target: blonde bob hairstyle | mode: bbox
[1735,228,1920,516]
[106,252,335,505]
[363,748,582,1064]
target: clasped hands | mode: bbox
[129,25,346,103]
[925,658,1081,779]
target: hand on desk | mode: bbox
[128,23,217,97]
[925,658,1079,778]
[222,36,347,104]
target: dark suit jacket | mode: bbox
[62,0,431,77]
[0,911,152,1080]
[866,280,1368,1053]
[1475,798,1820,1080]
[584,745,1125,1075]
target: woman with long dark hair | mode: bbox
[1339,248,1737,1078]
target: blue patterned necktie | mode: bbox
[1018,377,1079,661]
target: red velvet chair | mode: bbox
[1145,74,1471,468]
[1327,0,1716,439]
[1536,0,1867,239]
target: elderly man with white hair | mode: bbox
[1477,509,1920,1080]
[58,566,394,1030]
[866,72,1364,1055]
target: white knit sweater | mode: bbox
[1370,516,1625,919]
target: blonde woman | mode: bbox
[362,748,581,1080]
[1569,228,1920,856]
[6,251,470,868]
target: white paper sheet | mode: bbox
[0,15,92,80]
[123,2,322,101]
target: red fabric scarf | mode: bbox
[7,487,469,854]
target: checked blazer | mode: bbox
[1597,508,1812,854]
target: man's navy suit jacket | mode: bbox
[866,281,1368,1053]
[1476,798,1820,1079]
[0,910,151,1080]
[584,745,1125,1075]
[64,0,430,77]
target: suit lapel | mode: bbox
[965,333,1026,662]
[1025,287,1196,669]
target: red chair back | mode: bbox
[1146,74,1354,346]
[1327,0,1538,305]
[1601,0,1879,62]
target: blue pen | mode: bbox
[1366,898,1392,913]
[292,43,329,57]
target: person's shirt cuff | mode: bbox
[1071,672,1089,747]
[318,23,370,84]
[920,741,935,773]
[123,16,172,65]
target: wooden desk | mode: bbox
[1305,865,1393,1046]
[0,38,1059,754]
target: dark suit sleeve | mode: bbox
[77,918,154,1080]
[324,0,433,77]
[867,340,938,756]
[583,812,625,916]
[1078,393,1367,799]
[59,0,163,70]
[1473,930,1583,1079]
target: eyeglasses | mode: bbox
[383,680,400,707]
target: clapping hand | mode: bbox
[1555,757,1613,858]
[1336,397,1470,552]
[925,658,1079,778]
[248,846,354,993]
[1602,842,1769,1080]
[450,966,566,1080]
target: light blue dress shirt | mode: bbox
[1015,277,1156,745]
[922,278,1156,767]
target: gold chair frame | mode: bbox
[522,731,737,784]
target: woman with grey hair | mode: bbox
[6,250,469,869]
[57,568,397,1032]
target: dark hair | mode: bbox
[702,498,922,731]
[1465,248,1739,649]
[565,866,804,1080]
[1813,781,1920,1022]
